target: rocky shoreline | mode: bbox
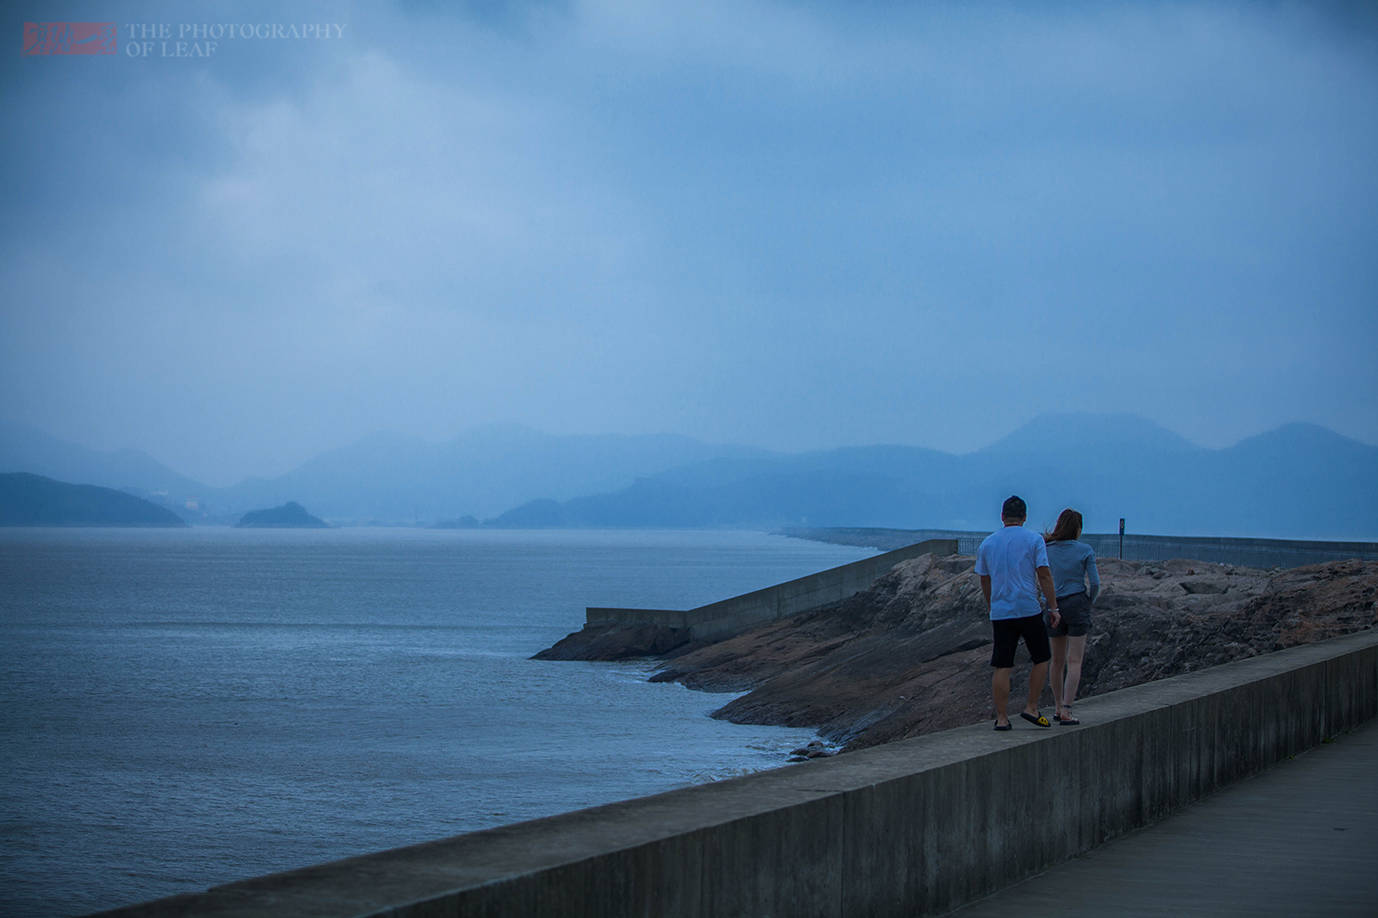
[537,554,1378,755]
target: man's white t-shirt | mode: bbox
[975,525,1049,620]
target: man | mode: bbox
[975,495,1062,730]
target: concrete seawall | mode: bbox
[783,526,1378,569]
[586,538,958,643]
[102,628,1378,917]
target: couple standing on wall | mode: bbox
[976,495,1101,730]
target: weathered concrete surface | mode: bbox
[951,716,1378,917]
[682,538,957,643]
[97,629,1377,918]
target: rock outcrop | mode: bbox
[535,623,689,661]
[539,554,1378,753]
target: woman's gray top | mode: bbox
[1045,539,1100,602]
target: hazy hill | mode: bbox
[211,426,771,522]
[0,420,209,520]
[490,414,1378,540]
[0,422,769,523]
[0,473,188,527]
[976,412,1198,458]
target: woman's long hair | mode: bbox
[1045,508,1083,543]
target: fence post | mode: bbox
[1119,518,1125,559]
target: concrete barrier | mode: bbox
[584,607,690,630]
[786,527,1378,569]
[101,628,1378,918]
[587,538,958,643]
[1075,533,1378,568]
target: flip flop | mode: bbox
[1020,711,1051,728]
[1056,713,1080,726]
[994,721,1012,731]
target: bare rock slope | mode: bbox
[559,555,1378,753]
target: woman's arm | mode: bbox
[1086,549,1100,603]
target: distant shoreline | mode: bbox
[779,526,982,551]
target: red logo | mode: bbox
[23,22,117,55]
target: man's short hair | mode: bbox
[1001,495,1027,520]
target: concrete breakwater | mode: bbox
[784,526,1378,569]
[588,537,958,642]
[101,629,1378,917]
[539,538,958,658]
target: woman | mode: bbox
[1044,508,1099,725]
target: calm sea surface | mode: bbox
[0,527,873,916]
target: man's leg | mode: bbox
[1048,635,1067,715]
[990,620,1018,727]
[992,667,1012,726]
[1022,614,1053,718]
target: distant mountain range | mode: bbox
[0,420,768,524]
[490,415,1378,540]
[209,426,769,523]
[1,414,1374,539]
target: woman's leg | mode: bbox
[1048,635,1067,715]
[1062,634,1088,712]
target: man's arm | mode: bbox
[980,574,991,612]
[1037,566,1061,628]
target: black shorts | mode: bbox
[990,614,1052,668]
[1046,591,1092,638]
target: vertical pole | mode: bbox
[1119,518,1125,560]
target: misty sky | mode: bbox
[3,1,1376,486]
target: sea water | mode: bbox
[0,527,873,916]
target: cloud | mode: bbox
[1,0,1375,482]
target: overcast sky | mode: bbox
[3,1,1376,485]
